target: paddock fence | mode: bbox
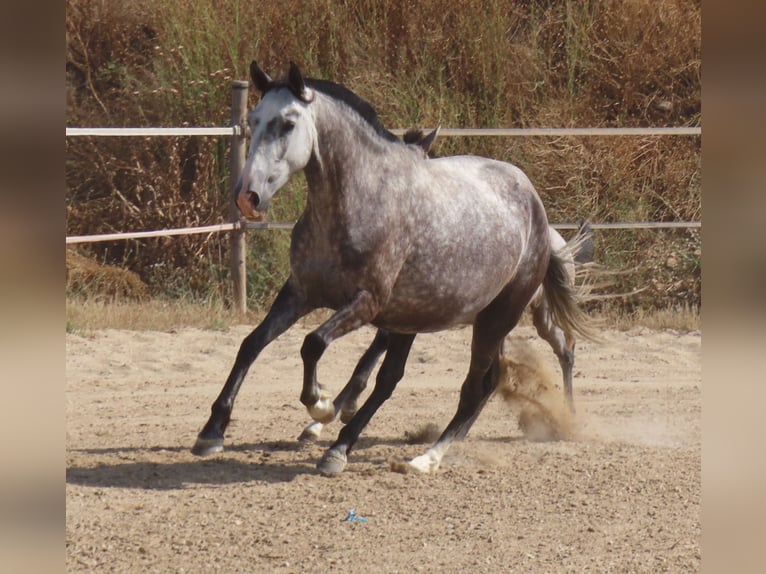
[66,82,702,313]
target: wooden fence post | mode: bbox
[229,80,249,315]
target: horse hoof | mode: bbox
[191,436,224,456]
[407,452,441,474]
[307,398,335,424]
[298,421,323,442]
[317,449,347,475]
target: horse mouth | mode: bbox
[244,211,266,222]
[238,191,267,221]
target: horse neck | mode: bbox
[302,96,401,218]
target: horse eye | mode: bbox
[282,120,295,134]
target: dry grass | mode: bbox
[66,298,237,332]
[64,298,345,333]
[605,302,700,332]
[66,0,700,310]
[66,249,149,300]
[65,296,700,334]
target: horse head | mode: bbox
[235,61,317,220]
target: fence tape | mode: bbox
[66,223,238,244]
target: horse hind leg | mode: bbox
[531,298,576,413]
[405,261,543,473]
[407,344,504,474]
[540,247,599,413]
[297,329,389,442]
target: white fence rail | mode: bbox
[66,126,700,138]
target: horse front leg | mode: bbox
[192,280,310,456]
[298,329,389,442]
[300,290,379,424]
[318,332,415,474]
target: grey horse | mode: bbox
[192,61,595,474]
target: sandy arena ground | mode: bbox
[66,321,701,573]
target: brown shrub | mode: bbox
[66,248,149,300]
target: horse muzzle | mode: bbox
[236,191,269,221]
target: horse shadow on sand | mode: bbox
[66,434,417,490]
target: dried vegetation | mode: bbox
[66,0,701,317]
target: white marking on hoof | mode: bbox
[307,397,335,424]
[298,421,324,442]
[408,450,442,474]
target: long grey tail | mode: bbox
[542,249,602,343]
[563,220,634,301]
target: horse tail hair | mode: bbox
[572,220,594,264]
[562,220,639,303]
[542,249,603,343]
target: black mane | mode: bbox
[264,75,400,143]
[307,78,400,143]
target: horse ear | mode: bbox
[250,61,272,94]
[288,61,314,102]
[402,128,422,145]
[420,126,441,155]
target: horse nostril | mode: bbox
[247,191,260,208]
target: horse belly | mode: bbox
[373,296,489,333]
[375,249,518,333]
